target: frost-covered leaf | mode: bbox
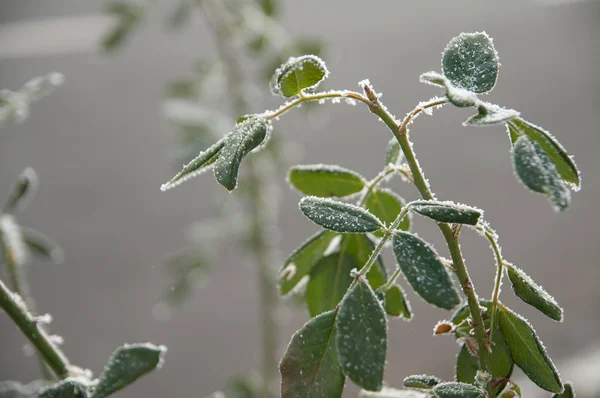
[382,284,411,319]
[456,328,513,394]
[508,119,580,190]
[299,197,384,233]
[336,279,387,391]
[38,379,89,398]
[280,310,344,398]
[90,343,166,398]
[392,231,460,310]
[442,32,499,94]
[288,165,366,197]
[1,74,64,125]
[445,84,479,108]
[512,135,571,211]
[360,388,427,398]
[22,228,64,264]
[403,374,441,389]
[0,215,28,267]
[0,380,51,398]
[306,253,356,317]
[419,71,447,88]
[279,230,337,295]
[410,200,482,226]
[272,55,329,97]
[213,116,270,191]
[365,189,410,238]
[507,265,562,322]
[432,382,484,398]
[552,383,575,398]
[498,306,562,392]
[4,168,38,213]
[160,139,225,191]
[464,103,519,126]
[385,138,403,165]
[342,234,388,290]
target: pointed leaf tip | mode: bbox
[299,196,384,233]
[336,279,387,391]
[410,200,482,225]
[442,32,499,94]
[464,103,519,126]
[392,231,459,310]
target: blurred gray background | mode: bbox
[1,0,599,396]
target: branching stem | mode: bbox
[480,224,505,343]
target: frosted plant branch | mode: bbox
[263,90,370,120]
[478,223,505,343]
[0,279,70,379]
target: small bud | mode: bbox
[433,321,453,335]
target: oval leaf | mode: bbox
[90,343,167,398]
[161,139,225,191]
[279,230,337,296]
[273,55,329,97]
[508,118,580,190]
[403,374,441,389]
[498,306,562,392]
[442,32,499,94]
[365,189,410,238]
[299,197,384,233]
[306,253,356,317]
[507,265,562,321]
[336,279,387,391]
[213,116,269,191]
[288,165,366,198]
[280,310,344,398]
[432,382,484,398]
[392,231,460,310]
[410,200,482,225]
[4,168,38,213]
[464,103,519,126]
[22,227,64,264]
[383,284,412,319]
[512,135,571,211]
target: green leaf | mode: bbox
[273,55,329,97]
[336,279,387,391]
[392,231,459,310]
[512,135,571,211]
[213,116,270,191]
[21,228,64,264]
[383,285,412,319]
[410,200,482,225]
[161,139,225,191]
[441,32,499,94]
[365,189,410,238]
[280,310,344,398]
[508,118,580,190]
[299,197,384,233]
[279,230,337,295]
[464,103,519,126]
[403,374,441,389]
[507,265,562,321]
[445,83,479,108]
[38,379,89,398]
[552,383,575,398]
[90,343,166,398]
[419,71,447,88]
[306,253,356,317]
[432,382,484,398]
[4,168,38,213]
[0,380,51,398]
[360,388,427,398]
[498,306,562,392]
[288,165,366,197]
[456,330,513,394]
[342,234,388,290]
[385,138,403,165]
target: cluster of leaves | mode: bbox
[161,31,580,397]
[0,79,166,397]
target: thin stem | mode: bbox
[481,225,504,343]
[264,91,370,120]
[366,94,491,375]
[0,279,70,378]
[357,165,395,207]
[381,268,402,292]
